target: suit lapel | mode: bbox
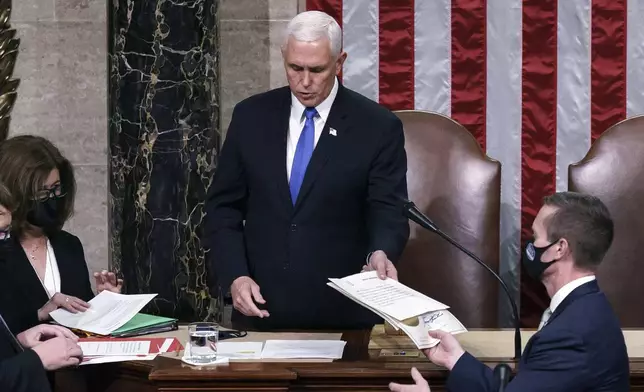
[293,86,351,213]
[547,280,600,326]
[266,88,294,213]
[0,312,23,353]
[521,280,600,360]
[7,237,49,306]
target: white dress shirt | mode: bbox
[539,275,596,329]
[286,77,339,182]
[549,275,596,313]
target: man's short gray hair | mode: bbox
[283,11,342,58]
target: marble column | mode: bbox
[0,0,19,142]
[108,0,220,321]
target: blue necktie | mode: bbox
[290,107,318,204]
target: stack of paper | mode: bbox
[327,271,467,349]
[260,340,345,359]
[49,291,177,337]
[214,340,346,360]
[78,337,183,365]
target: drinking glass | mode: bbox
[186,322,219,364]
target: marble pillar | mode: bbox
[0,0,19,142]
[108,0,220,321]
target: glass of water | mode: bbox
[186,322,219,364]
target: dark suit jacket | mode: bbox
[448,280,629,392]
[0,314,51,392]
[205,83,410,330]
[0,230,94,334]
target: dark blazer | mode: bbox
[205,83,410,330]
[0,230,94,334]
[448,280,629,392]
[0,314,50,392]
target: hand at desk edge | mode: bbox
[388,367,431,392]
[231,276,270,318]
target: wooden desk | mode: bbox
[55,326,644,392]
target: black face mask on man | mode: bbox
[521,240,560,280]
[27,197,64,231]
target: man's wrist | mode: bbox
[446,349,466,371]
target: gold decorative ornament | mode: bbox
[0,0,19,142]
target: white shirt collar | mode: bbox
[290,77,339,123]
[549,275,596,312]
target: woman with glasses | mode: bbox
[0,135,124,333]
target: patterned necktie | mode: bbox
[289,107,318,204]
[538,307,552,330]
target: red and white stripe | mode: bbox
[306,0,640,326]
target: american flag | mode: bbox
[306,0,643,326]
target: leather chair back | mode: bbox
[569,115,644,327]
[395,110,501,328]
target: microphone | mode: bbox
[493,363,512,391]
[402,199,522,359]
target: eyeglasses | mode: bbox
[35,183,65,201]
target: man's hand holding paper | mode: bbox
[361,250,399,280]
[328,271,467,349]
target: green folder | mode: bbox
[109,313,178,337]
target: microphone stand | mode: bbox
[402,200,522,359]
[494,363,512,392]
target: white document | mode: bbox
[326,281,401,327]
[80,354,157,365]
[79,340,151,356]
[327,271,468,349]
[328,271,448,320]
[391,309,468,349]
[50,291,157,335]
[261,340,346,359]
[217,342,264,359]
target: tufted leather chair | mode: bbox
[569,115,644,327]
[394,110,501,328]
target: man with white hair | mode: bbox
[205,10,409,330]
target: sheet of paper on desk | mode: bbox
[79,340,151,356]
[79,337,177,366]
[49,291,157,335]
[217,342,263,359]
[80,354,158,365]
[328,271,448,321]
[261,340,346,359]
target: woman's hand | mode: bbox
[94,270,123,293]
[38,292,90,321]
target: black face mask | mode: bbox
[27,197,63,231]
[522,240,559,280]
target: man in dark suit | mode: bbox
[205,10,409,330]
[389,192,629,392]
[0,321,83,392]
